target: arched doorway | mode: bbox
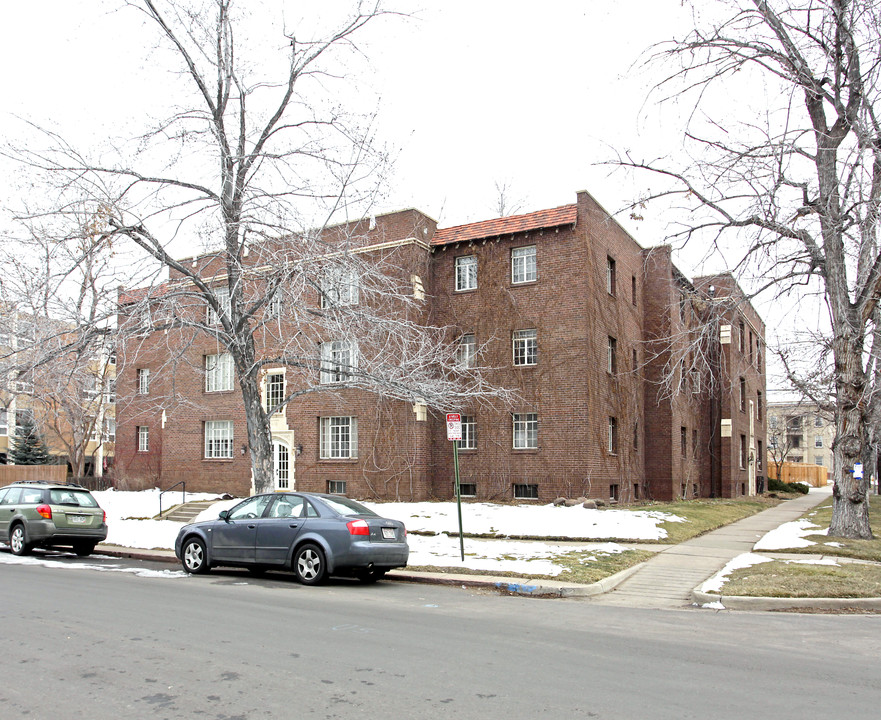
[273,439,291,491]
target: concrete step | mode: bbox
[158,500,217,523]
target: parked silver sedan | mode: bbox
[174,492,408,584]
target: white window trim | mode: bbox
[513,413,538,450]
[205,420,234,459]
[459,415,476,450]
[455,255,477,291]
[511,245,537,284]
[457,334,476,369]
[137,368,150,395]
[208,287,231,325]
[320,340,357,384]
[513,329,537,367]
[264,371,285,414]
[320,266,360,308]
[320,416,358,459]
[137,426,149,452]
[206,353,234,392]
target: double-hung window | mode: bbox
[608,416,618,454]
[264,372,285,414]
[320,340,356,384]
[459,415,476,450]
[137,368,150,395]
[455,255,477,291]
[320,416,358,459]
[608,337,617,374]
[320,266,360,308]
[207,287,231,325]
[511,246,537,284]
[513,329,537,366]
[205,420,234,459]
[205,353,234,392]
[456,333,476,368]
[513,413,538,449]
[137,426,149,452]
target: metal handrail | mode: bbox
[159,481,186,518]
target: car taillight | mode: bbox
[102,510,106,524]
[36,504,52,520]
[347,519,370,536]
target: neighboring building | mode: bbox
[1,307,115,475]
[115,190,767,502]
[766,400,834,478]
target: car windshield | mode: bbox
[320,496,378,517]
[49,489,99,508]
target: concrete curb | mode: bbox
[692,589,881,612]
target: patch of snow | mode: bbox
[784,557,839,566]
[701,601,726,609]
[754,519,826,550]
[698,552,772,594]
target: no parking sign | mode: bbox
[446,413,462,441]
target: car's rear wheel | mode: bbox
[9,524,31,556]
[294,544,327,585]
[73,542,97,557]
[181,537,210,574]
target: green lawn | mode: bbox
[628,497,779,543]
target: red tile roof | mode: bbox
[431,204,577,246]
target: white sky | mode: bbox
[0,0,823,387]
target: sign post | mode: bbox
[446,413,465,562]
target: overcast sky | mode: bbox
[0,1,824,388]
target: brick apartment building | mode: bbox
[115,189,766,503]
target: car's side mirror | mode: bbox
[219,510,230,522]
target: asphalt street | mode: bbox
[1,552,879,719]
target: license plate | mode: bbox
[69,515,88,524]
[381,527,396,540]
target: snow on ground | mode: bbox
[753,518,826,550]
[82,489,678,576]
[699,553,773,594]
[362,501,684,540]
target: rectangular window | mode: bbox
[0,409,7,436]
[631,276,637,305]
[815,435,823,448]
[740,434,747,468]
[320,340,356,383]
[265,372,285,414]
[610,484,620,501]
[608,416,618,454]
[103,417,116,442]
[455,255,477,291]
[608,336,617,374]
[457,333,476,368]
[738,321,745,353]
[756,391,763,420]
[137,426,149,452]
[681,426,687,457]
[633,421,639,450]
[606,256,616,295]
[320,266,360,308]
[692,428,698,458]
[267,291,283,318]
[512,413,538,449]
[815,415,823,427]
[815,455,824,467]
[513,483,538,500]
[458,482,477,498]
[205,420,234,459]
[757,440,763,470]
[207,286,231,325]
[690,371,701,394]
[206,353,234,392]
[459,415,477,450]
[511,246,537,284]
[513,329,537,366]
[739,377,746,412]
[327,480,347,495]
[320,416,358,459]
[137,368,150,395]
[769,416,778,429]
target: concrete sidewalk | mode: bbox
[96,488,879,610]
[589,487,835,609]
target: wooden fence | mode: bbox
[767,462,829,487]
[0,465,68,485]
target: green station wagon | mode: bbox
[0,481,108,557]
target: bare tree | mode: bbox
[618,0,881,537]
[5,0,512,494]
